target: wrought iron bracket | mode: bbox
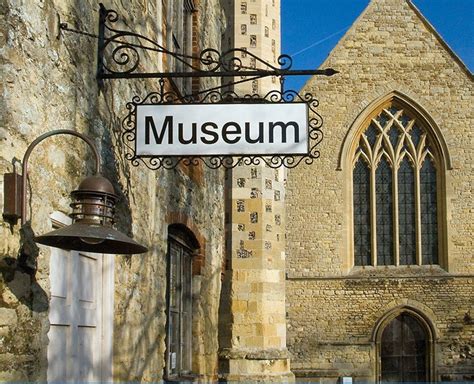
[92,3,338,87]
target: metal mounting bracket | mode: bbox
[92,3,337,88]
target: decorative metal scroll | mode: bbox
[122,80,323,170]
[96,4,337,81]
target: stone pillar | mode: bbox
[219,165,293,382]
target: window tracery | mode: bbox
[353,104,440,266]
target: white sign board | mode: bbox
[135,103,308,156]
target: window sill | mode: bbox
[348,264,448,278]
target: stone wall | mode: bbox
[0,0,226,381]
[287,276,473,381]
[286,0,473,381]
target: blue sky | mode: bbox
[281,0,474,91]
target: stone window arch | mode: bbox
[373,307,436,382]
[343,93,450,269]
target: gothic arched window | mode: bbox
[353,104,440,266]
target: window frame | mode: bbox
[340,93,451,272]
[352,102,441,267]
[165,0,195,94]
[164,226,199,380]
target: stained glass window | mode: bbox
[398,158,416,265]
[420,158,438,264]
[353,160,371,266]
[352,103,440,267]
[376,157,394,265]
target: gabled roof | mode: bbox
[320,0,472,81]
[405,0,472,79]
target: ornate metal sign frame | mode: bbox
[123,80,323,169]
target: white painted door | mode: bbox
[47,212,114,382]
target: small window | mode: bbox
[271,39,275,52]
[250,57,256,69]
[241,1,247,14]
[250,35,257,48]
[272,19,276,30]
[250,14,257,24]
[166,1,194,94]
[265,26,269,37]
[241,24,247,35]
[241,47,247,58]
[165,225,199,380]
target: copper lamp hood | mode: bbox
[3,130,148,254]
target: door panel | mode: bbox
[380,313,428,382]
[48,244,113,382]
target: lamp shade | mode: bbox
[35,222,148,254]
[34,175,148,254]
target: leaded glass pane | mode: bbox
[365,124,378,148]
[398,158,416,265]
[376,157,394,265]
[388,106,399,116]
[388,125,400,148]
[400,114,410,127]
[420,159,438,264]
[411,125,423,149]
[353,160,371,266]
[376,112,389,126]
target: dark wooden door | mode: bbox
[381,313,428,382]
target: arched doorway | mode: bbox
[379,312,431,382]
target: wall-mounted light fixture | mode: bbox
[3,129,148,254]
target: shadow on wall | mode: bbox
[0,256,49,313]
[1,220,48,312]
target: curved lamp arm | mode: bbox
[21,130,101,225]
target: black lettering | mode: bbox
[269,121,299,143]
[145,115,173,144]
[244,122,264,144]
[222,122,241,144]
[178,122,197,144]
[201,122,219,144]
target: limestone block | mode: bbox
[0,308,17,326]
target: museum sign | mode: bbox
[136,103,308,157]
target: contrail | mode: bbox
[290,26,350,57]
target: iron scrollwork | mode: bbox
[121,80,323,170]
[96,3,337,81]
[94,3,329,169]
